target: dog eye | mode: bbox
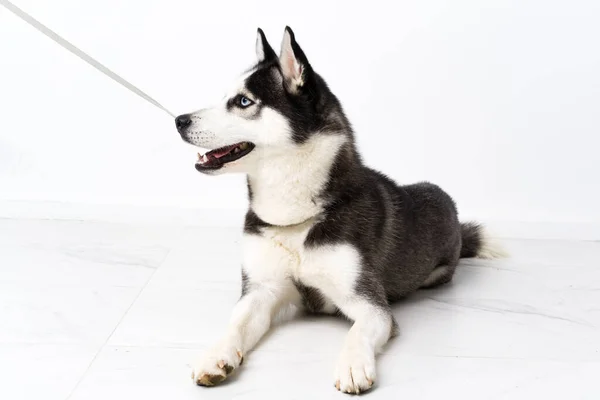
[238,96,253,108]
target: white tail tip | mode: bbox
[477,228,509,259]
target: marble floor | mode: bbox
[0,218,599,400]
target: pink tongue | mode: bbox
[211,146,234,159]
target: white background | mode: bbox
[1,0,599,232]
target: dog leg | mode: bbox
[333,298,394,394]
[192,282,297,386]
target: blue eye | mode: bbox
[239,96,253,107]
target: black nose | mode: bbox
[175,114,192,132]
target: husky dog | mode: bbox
[175,27,505,394]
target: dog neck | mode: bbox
[247,133,347,226]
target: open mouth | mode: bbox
[195,142,255,171]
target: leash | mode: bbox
[0,0,175,118]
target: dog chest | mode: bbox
[241,221,315,282]
[241,222,360,302]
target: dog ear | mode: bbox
[279,26,312,94]
[256,28,277,63]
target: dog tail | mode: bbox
[459,222,508,259]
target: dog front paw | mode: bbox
[192,340,244,387]
[334,344,376,394]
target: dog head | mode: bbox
[175,27,347,175]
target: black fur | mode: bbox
[240,27,486,312]
[293,280,331,314]
[459,222,483,258]
[241,270,250,297]
[256,28,277,64]
[243,209,271,235]
[246,177,253,201]
[244,31,349,144]
[306,160,464,303]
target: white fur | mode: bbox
[297,244,361,303]
[191,284,293,384]
[279,29,304,91]
[334,303,391,393]
[255,31,266,62]
[192,224,306,384]
[184,69,285,151]
[188,29,389,391]
[299,245,391,393]
[241,219,354,311]
[477,228,509,259]
[186,105,292,150]
[248,133,347,225]
[183,67,327,178]
[192,336,242,383]
[194,217,392,390]
[242,218,313,282]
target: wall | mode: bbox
[1,0,599,234]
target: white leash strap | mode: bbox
[0,0,175,118]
